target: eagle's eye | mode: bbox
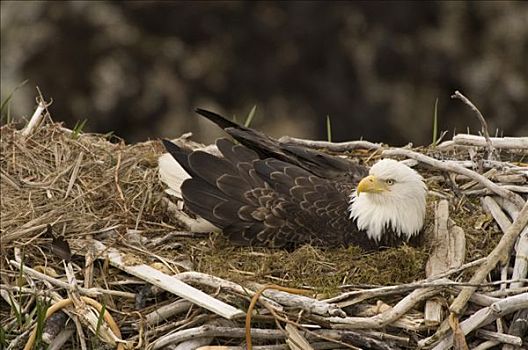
[385,179,395,185]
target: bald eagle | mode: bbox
[159,109,427,250]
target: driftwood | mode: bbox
[278,136,382,151]
[451,134,528,149]
[425,200,465,326]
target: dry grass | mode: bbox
[0,113,521,349]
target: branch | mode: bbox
[381,148,525,208]
[452,134,528,150]
[278,136,382,151]
[451,90,496,159]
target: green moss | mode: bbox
[191,236,428,296]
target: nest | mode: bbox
[1,100,527,350]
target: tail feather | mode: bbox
[195,108,240,130]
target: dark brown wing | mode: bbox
[195,108,368,183]
[165,138,383,250]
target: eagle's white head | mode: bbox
[349,159,427,242]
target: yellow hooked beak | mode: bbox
[356,175,387,195]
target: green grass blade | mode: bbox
[34,297,50,349]
[326,115,332,142]
[72,119,87,139]
[8,293,23,328]
[0,323,6,348]
[244,105,257,127]
[95,302,107,338]
[432,98,439,147]
[1,80,28,123]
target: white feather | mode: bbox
[348,159,427,241]
[158,152,190,198]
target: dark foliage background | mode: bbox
[2,1,527,144]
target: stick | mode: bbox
[474,329,522,346]
[278,136,382,151]
[248,282,345,317]
[381,148,525,208]
[425,200,465,326]
[285,323,315,350]
[176,272,283,311]
[452,134,528,149]
[481,196,512,233]
[20,96,48,137]
[143,299,192,326]
[510,228,528,289]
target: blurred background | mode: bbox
[1,1,527,145]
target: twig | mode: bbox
[452,134,528,150]
[481,196,512,233]
[285,323,315,350]
[510,227,528,289]
[464,184,528,196]
[248,282,345,317]
[381,148,525,208]
[473,340,500,350]
[20,95,49,137]
[475,329,522,347]
[175,272,282,310]
[143,299,192,326]
[278,136,382,151]
[451,90,496,159]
